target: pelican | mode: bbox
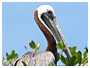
[8,5,72,66]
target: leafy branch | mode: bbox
[3,40,88,66]
[56,41,88,66]
[2,50,18,66]
[29,41,40,52]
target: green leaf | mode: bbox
[34,62,37,66]
[82,58,88,64]
[49,62,56,66]
[22,61,27,66]
[6,52,8,57]
[75,51,82,64]
[29,41,40,51]
[56,42,61,49]
[65,55,76,66]
[69,46,77,55]
[81,48,88,64]
[29,41,36,50]
[11,54,18,63]
[65,59,70,66]
[83,51,87,59]
[6,50,18,63]
[11,50,15,58]
[35,44,40,51]
[69,55,76,66]
[7,55,11,61]
[81,51,88,64]
[60,55,66,64]
[84,47,88,53]
[60,51,62,55]
[57,53,60,62]
[56,41,65,50]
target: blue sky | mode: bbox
[2,2,88,65]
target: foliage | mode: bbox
[82,47,88,64]
[29,40,40,52]
[2,50,18,66]
[56,41,88,66]
[49,62,56,66]
[57,53,60,62]
[22,61,37,66]
[22,61,27,66]
[3,40,88,66]
[56,41,65,50]
[34,62,37,66]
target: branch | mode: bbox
[83,59,88,66]
[24,46,30,52]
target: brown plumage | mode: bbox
[34,10,57,64]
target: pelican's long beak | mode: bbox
[41,12,63,42]
[41,12,72,57]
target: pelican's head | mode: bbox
[34,5,72,58]
[35,5,62,42]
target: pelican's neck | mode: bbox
[34,11,57,64]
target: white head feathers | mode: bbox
[35,5,56,36]
[36,5,55,17]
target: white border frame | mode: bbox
[0,0,89,68]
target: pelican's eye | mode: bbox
[48,11,53,14]
[47,11,54,20]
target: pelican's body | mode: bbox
[8,5,71,66]
[14,51,55,66]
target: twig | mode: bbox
[83,59,88,66]
[24,46,30,52]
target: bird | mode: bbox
[8,5,72,66]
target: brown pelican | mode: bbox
[8,5,71,66]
